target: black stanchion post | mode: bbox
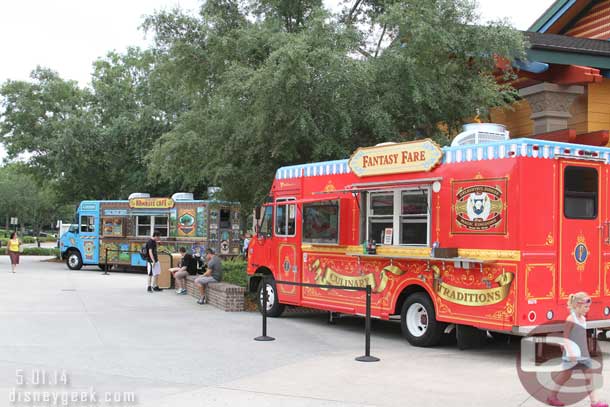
[254,276,275,342]
[356,284,379,362]
[103,247,109,275]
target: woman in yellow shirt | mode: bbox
[7,232,21,273]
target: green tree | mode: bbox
[0,164,68,234]
[0,48,183,201]
[0,0,526,213]
[144,0,525,210]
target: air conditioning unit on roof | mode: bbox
[128,193,151,199]
[172,192,194,201]
[451,123,510,147]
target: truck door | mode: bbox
[559,162,602,300]
[274,198,301,305]
[78,206,100,265]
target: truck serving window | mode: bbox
[275,198,296,236]
[136,216,169,237]
[366,188,430,246]
[368,193,393,245]
[154,216,169,236]
[401,191,428,245]
[303,201,339,244]
[564,166,598,219]
[219,209,231,229]
[80,216,95,233]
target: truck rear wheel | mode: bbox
[400,292,444,347]
[67,251,83,270]
[258,278,285,317]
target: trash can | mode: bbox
[157,253,176,289]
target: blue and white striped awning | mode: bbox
[274,138,610,180]
[275,159,351,180]
[443,138,610,164]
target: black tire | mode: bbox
[98,264,107,271]
[258,277,285,317]
[400,292,445,347]
[66,250,83,270]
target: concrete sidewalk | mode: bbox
[0,257,608,407]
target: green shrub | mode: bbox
[0,247,59,256]
[0,236,56,245]
[221,259,248,288]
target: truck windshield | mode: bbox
[259,206,273,236]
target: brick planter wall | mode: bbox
[185,275,245,312]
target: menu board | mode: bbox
[102,217,124,237]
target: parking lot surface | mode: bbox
[0,257,608,407]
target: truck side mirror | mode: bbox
[255,207,262,221]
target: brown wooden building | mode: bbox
[490,0,610,144]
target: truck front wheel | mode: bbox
[400,292,444,347]
[258,278,285,317]
[66,251,83,270]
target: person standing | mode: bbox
[242,233,250,260]
[7,232,21,273]
[194,248,222,304]
[547,292,607,407]
[146,231,163,292]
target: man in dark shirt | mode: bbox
[146,231,163,292]
[194,248,223,304]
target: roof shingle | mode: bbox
[525,31,610,57]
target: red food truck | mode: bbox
[247,123,610,347]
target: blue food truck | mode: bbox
[59,193,241,270]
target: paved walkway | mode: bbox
[0,257,609,407]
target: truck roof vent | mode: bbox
[451,123,509,147]
[172,192,194,201]
[128,193,151,199]
[208,187,221,199]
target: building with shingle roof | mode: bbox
[489,0,610,145]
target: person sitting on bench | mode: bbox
[169,247,192,295]
[194,248,222,304]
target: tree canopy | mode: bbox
[143,0,525,208]
[0,48,182,202]
[0,164,71,232]
[0,0,525,213]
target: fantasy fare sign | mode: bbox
[348,139,443,177]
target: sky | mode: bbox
[0,0,555,160]
[0,0,555,88]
